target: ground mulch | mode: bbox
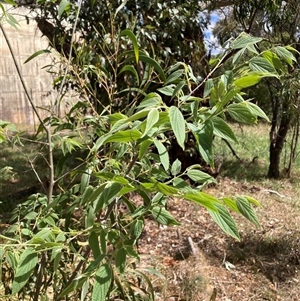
[137,177,300,301]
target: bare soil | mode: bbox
[137,177,300,301]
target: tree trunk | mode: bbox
[268,113,290,178]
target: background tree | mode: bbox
[12,0,300,177]
[213,0,300,178]
[15,0,214,113]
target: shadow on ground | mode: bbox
[225,233,300,282]
[219,158,267,181]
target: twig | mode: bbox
[188,52,227,97]
[54,0,83,110]
[27,157,48,194]
[187,236,198,256]
[33,252,46,301]
[209,287,218,301]
[57,246,91,301]
[262,189,291,199]
[102,153,139,221]
[47,0,83,203]
[222,138,242,161]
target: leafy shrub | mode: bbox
[0,18,296,301]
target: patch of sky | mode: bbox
[203,11,223,55]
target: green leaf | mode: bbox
[156,182,178,195]
[137,93,162,109]
[243,195,261,207]
[139,55,166,82]
[50,248,61,273]
[203,79,214,98]
[173,177,190,189]
[222,197,239,213]
[262,50,283,71]
[4,0,16,5]
[24,49,51,64]
[81,186,95,205]
[119,65,139,86]
[61,137,83,156]
[104,129,142,143]
[236,196,260,227]
[212,116,238,143]
[92,264,112,301]
[58,0,70,17]
[80,168,91,194]
[86,184,106,205]
[171,159,182,176]
[169,106,186,150]
[245,101,270,122]
[140,62,151,86]
[274,46,296,66]
[221,70,234,89]
[187,169,216,184]
[246,43,259,55]
[12,248,38,295]
[116,248,126,273]
[153,139,169,171]
[208,203,240,240]
[107,112,127,124]
[184,191,218,211]
[138,139,153,159]
[232,48,246,65]
[133,220,144,240]
[141,182,178,195]
[81,280,90,301]
[142,108,159,138]
[96,182,122,211]
[172,81,186,98]
[233,74,262,88]
[151,206,179,225]
[120,29,139,63]
[33,227,54,242]
[58,276,88,298]
[89,232,101,259]
[227,103,257,124]
[127,109,150,122]
[230,34,262,50]
[21,229,32,236]
[6,13,19,29]
[165,69,184,85]
[193,121,214,166]
[24,211,38,220]
[6,251,18,271]
[100,231,107,254]
[157,85,175,96]
[249,57,276,73]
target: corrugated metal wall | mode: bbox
[0,5,57,129]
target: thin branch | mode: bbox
[54,0,83,111]
[56,247,91,301]
[222,138,242,161]
[188,51,227,97]
[47,0,83,203]
[33,252,46,301]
